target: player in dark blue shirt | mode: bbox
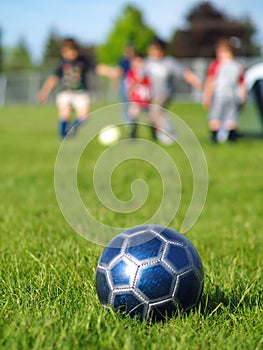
[38,38,94,138]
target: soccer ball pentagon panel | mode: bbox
[95,225,204,320]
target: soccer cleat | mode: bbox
[210,130,218,143]
[217,128,229,143]
[228,129,237,142]
[130,122,138,138]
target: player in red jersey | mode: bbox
[125,54,152,138]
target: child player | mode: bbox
[143,38,203,144]
[125,53,152,138]
[202,38,247,143]
[38,38,94,138]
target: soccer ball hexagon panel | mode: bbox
[95,225,204,320]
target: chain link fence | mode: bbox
[0,57,261,106]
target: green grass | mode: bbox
[0,103,262,350]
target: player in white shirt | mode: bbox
[203,38,247,143]
[144,38,202,144]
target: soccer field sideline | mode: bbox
[0,103,262,349]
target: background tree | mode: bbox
[40,29,62,69]
[3,38,32,72]
[170,1,261,57]
[40,29,96,69]
[96,4,157,64]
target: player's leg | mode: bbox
[148,103,160,139]
[208,96,224,143]
[120,79,132,123]
[223,98,239,142]
[56,91,72,138]
[128,103,140,138]
[149,99,176,144]
[70,91,91,133]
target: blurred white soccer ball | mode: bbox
[98,125,121,145]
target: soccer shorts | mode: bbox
[56,90,90,111]
[209,95,239,125]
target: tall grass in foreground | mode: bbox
[0,103,262,349]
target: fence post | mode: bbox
[28,72,41,105]
[0,74,7,106]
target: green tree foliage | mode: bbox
[40,30,62,69]
[96,5,157,64]
[40,30,96,68]
[3,38,32,72]
[170,1,261,57]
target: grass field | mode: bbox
[0,102,262,350]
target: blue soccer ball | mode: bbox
[95,225,204,320]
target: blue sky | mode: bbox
[1,0,263,62]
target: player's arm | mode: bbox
[38,75,59,103]
[183,69,203,90]
[170,58,202,90]
[95,64,122,79]
[202,61,218,109]
[202,76,215,109]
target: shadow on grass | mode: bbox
[200,280,260,319]
[237,131,263,140]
